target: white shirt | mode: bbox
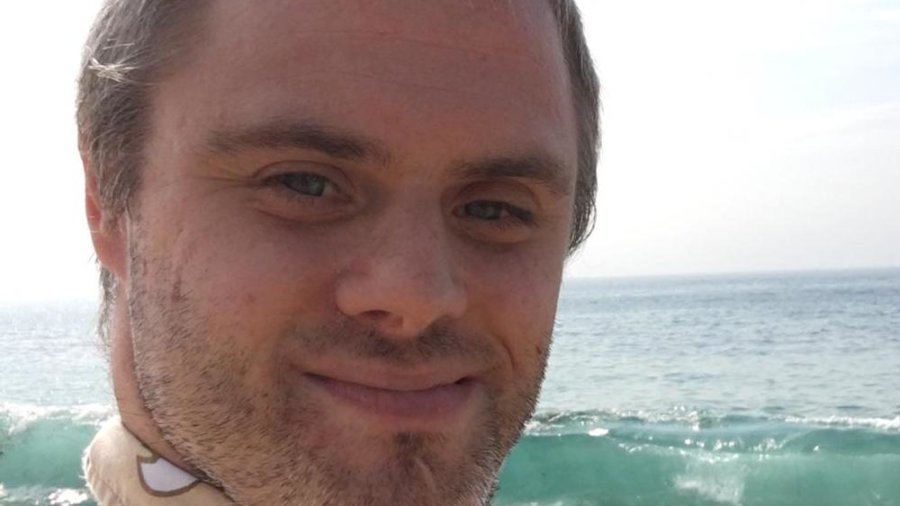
[83,418,235,506]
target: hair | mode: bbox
[77,1,209,341]
[77,0,600,340]
[545,0,601,252]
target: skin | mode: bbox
[86,1,579,504]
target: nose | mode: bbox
[334,205,467,339]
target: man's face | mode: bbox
[121,1,578,504]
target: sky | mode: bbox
[0,1,898,303]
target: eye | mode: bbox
[253,164,356,222]
[459,200,535,224]
[453,199,537,243]
[464,201,508,221]
[273,172,334,197]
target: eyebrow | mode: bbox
[454,155,574,196]
[206,120,391,164]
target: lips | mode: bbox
[305,372,478,421]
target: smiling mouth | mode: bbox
[305,373,478,422]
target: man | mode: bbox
[78,0,599,505]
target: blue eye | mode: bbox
[464,201,506,220]
[275,173,331,197]
[256,167,354,222]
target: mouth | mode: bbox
[304,372,479,423]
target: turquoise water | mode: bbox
[2,269,899,505]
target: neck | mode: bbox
[109,300,201,477]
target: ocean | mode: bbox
[1,269,898,505]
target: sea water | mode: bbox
[1,269,899,505]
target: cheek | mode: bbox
[161,211,345,340]
[466,243,564,366]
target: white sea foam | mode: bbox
[48,488,91,505]
[785,415,900,432]
[526,407,900,439]
[675,456,747,506]
[675,475,745,506]
[0,402,113,436]
[0,486,92,506]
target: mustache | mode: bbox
[284,316,497,366]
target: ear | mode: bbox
[84,156,128,280]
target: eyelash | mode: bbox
[458,201,537,229]
[264,172,338,203]
[261,173,537,231]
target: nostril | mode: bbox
[362,310,390,319]
[358,309,394,325]
[334,266,467,338]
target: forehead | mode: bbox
[152,0,577,168]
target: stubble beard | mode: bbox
[124,238,549,505]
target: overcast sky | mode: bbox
[1,1,898,304]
